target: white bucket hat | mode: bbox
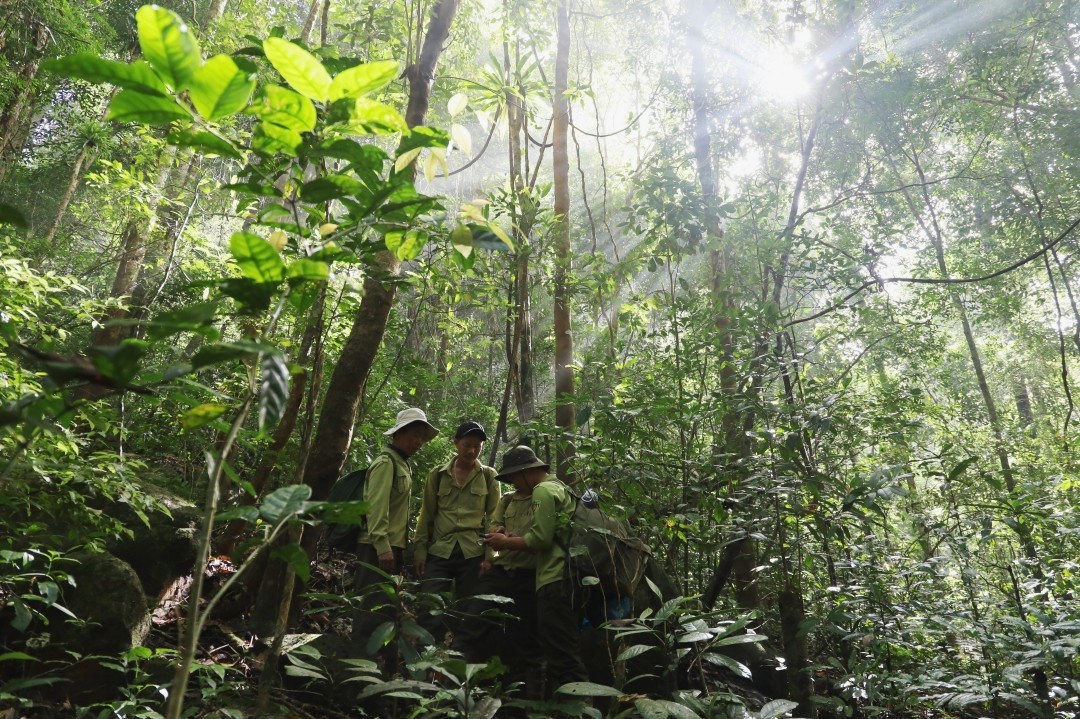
[383,407,439,440]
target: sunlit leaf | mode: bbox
[554,681,623,697]
[181,403,227,430]
[44,55,168,96]
[249,84,317,132]
[263,37,331,101]
[351,98,408,134]
[758,699,799,719]
[329,59,400,100]
[253,121,302,156]
[447,92,468,117]
[451,224,473,258]
[136,5,201,90]
[230,232,285,283]
[394,147,421,174]
[190,54,256,120]
[384,230,426,260]
[107,89,189,125]
[166,129,242,159]
[450,123,472,155]
[286,259,329,284]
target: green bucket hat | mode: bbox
[496,445,550,481]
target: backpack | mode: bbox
[323,454,397,552]
[561,490,652,601]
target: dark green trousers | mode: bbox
[537,578,589,695]
[350,543,403,659]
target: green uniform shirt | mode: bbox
[413,457,499,561]
[491,491,538,571]
[358,448,412,556]
[521,477,574,590]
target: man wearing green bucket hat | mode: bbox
[483,445,588,696]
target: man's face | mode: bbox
[523,467,548,488]
[454,435,484,466]
[393,423,430,456]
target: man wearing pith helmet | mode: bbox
[413,420,499,646]
[484,445,589,696]
[350,407,438,661]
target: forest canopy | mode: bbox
[1,0,1079,717]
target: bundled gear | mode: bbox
[323,460,397,552]
[561,489,652,606]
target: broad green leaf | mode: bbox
[253,122,302,156]
[166,129,242,159]
[632,698,670,719]
[384,230,425,261]
[702,652,751,678]
[181,403,227,430]
[615,644,655,662]
[271,543,311,582]
[43,55,167,96]
[398,126,449,153]
[758,699,799,719]
[191,340,278,370]
[230,232,285,283]
[263,37,331,101]
[190,54,256,120]
[450,123,472,155]
[249,85,317,132]
[554,682,623,697]
[447,92,468,117]
[0,652,37,662]
[216,505,259,523]
[712,633,767,647]
[394,147,421,174]
[312,139,388,169]
[260,484,312,524]
[301,175,362,202]
[0,203,28,228]
[146,301,219,340]
[654,700,702,719]
[287,259,329,284]
[108,89,189,125]
[351,98,408,133]
[136,5,201,90]
[259,354,289,432]
[219,278,278,313]
[451,224,473,258]
[329,59,400,100]
[90,340,148,386]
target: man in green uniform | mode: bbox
[455,452,540,693]
[413,420,499,645]
[350,407,438,660]
[483,445,589,696]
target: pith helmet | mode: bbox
[496,445,550,480]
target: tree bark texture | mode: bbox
[300,0,462,517]
[0,23,48,187]
[552,0,575,479]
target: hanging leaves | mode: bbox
[263,38,331,101]
[258,353,290,431]
[136,5,201,91]
[190,55,256,121]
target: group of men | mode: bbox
[344,406,589,697]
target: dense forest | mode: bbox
[2,0,1079,716]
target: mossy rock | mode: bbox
[53,550,151,655]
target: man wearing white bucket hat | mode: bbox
[351,407,438,659]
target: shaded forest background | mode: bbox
[2,0,1080,716]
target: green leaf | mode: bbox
[230,232,285,283]
[702,651,751,678]
[271,543,311,582]
[136,5,201,91]
[350,98,408,133]
[181,403,228,430]
[0,652,37,662]
[216,505,259,523]
[43,54,168,96]
[249,84,317,132]
[301,175,362,202]
[190,340,278,370]
[329,59,400,100]
[166,129,242,159]
[190,54,256,120]
[469,226,514,251]
[108,89,189,125]
[397,126,449,154]
[253,122,302,156]
[259,354,289,432]
[758,699,799,719]
[654,700,702,719]
[260,484,313,523]
[555,682,623,697]
[219,279,278,313]
[286,259,329,284]
[263,37,331,101]
[0,203,28,228]
[384,230,426,261]
[90,340,148,386]
[633,698,670,719]
[616,644,655,662]
[312,139,388,171]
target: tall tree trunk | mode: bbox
[42,141,95,246]
[203,0,229,26]
[0,23,48,187]
[299,0,321,44]
[552,0,575,479]
[299,0,461,520]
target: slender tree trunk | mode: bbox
[42,142,94,246]
[299,0,321,44]
[203,0,229,26]
[299,0,462,519]
[552,0,575,479]
[0,24,48,187]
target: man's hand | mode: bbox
[479,559,493,575]
[378,551,395,573]
[414,558,426,577]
